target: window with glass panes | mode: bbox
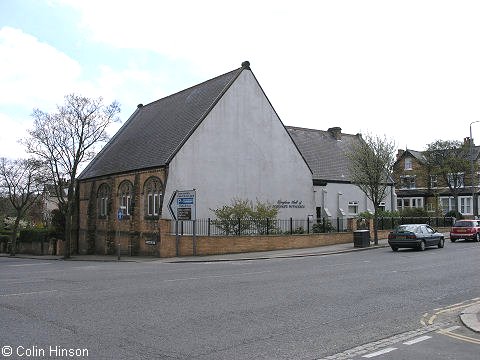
[97,183,110,218]
[144,177,163,217]
[118,181,133,216]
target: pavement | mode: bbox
[2,237,479,334]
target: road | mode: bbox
[1,240,479,359]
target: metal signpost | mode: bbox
[116,208,123,260]
[168,190,197,256]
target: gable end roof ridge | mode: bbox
[165,66,245,165]
[142,67,243,110]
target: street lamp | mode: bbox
[470,121,480,218]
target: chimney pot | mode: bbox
[328,127,342,140]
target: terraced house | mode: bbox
[393,140,480,217]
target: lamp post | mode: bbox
[470,121,480,218]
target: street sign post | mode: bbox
[168,190,197,256]
[168,190,196,221]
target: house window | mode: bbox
[397,197,423,210]
[447,173,465,188]
[430,175,438,189]
[97,183,110,218]
[144,177,163,217]
[460,196,472,215]
[118,181,133,217]
[348,201,359,215]
[404,157,413,170]
[440,197,454,214]
[400,175,416,189]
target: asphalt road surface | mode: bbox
[1,240,479,359]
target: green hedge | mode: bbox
[0,234,10,242]
[18,229,49,243]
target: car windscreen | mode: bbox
[396,225,418,232]
[453,221,475,227]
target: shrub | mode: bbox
[445,210,463,220]
[0,234,11,242]
[18,229,49,243]
[211,198,279,235]
[49,209,65,239]
[399,207,428,217]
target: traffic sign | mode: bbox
[168,190,196,221]
[117,208,123,220]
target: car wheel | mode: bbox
[476,233,480,242]
[418,241,426,251]
[438,238,444,248]
[391,246,398,252]
[450,238,456,243]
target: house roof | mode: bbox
[286,126,362,182]
[396,144,480,167]
[79,64,247,180]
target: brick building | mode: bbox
[393,142,480,217]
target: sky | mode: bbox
[1,0,480,160]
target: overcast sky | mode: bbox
[1,0,480,160]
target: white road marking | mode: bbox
[362,347,397,358]
[6,263,52,267]
[0,290,59,297]
[164,270,272,282]
[442,325,461,333]
[403,335,431,345]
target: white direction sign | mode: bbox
[168,190,196,221]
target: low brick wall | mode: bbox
[16,239,59,255]
[156,226,451,258]
[158,231,359,258]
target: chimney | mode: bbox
[397,149,405,160]
[328,127,342,140]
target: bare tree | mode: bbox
[23,94,121,258]
[424,140,470,214]
[347,134,396,244]
[0,158,47,256]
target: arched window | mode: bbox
[118,180,133,217]
[144,177,163,217]
[97,183,110,218]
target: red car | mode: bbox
[449,220,480,242]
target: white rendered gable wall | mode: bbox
[162,70,315,219]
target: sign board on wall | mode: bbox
[168,190,196,221]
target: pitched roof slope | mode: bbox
[286,126,362,182]
[79,66,244,180]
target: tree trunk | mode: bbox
[9,217,21,256]
[373,211,379,245]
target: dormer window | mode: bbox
[405,157,413,170]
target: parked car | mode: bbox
[449,220,480,242]
[388,224,445,251]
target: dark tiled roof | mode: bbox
[286,126,362,182]
[79,66,244,180]
[401,145,480,165]
[406,149,426,163]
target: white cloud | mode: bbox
[0,114,29,159]
[59,0,480,150]
[0,27,83,110]
[3,0,480,154]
